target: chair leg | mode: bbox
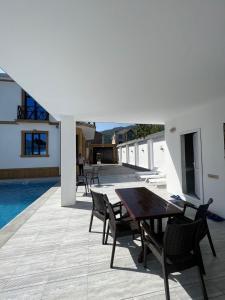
[207,229,216,257]
[197,265,208,300]
[150,219,155,232]
[197,246,206,275]
[102,218,107,245]
[89,212,94,232]
[105,222,110,244]
[110,236,117,268]
[143,243,147,268]
[162,264,170,300]
[139,222,144,252]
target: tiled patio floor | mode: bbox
[0,165,225,299]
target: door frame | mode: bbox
[180,128,204,203]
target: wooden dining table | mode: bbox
[115,187,183,262]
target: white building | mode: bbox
[0,73,60,179]
[0,74,95,179]
[0,1,225,217]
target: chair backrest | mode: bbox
[103,195,117,236]
[90,190,107,215]
[195,198,213,221]
[164,219,205,256]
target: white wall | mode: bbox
[165,99,225,216]
[0,123,60,169]
[117,148,121,164]
[117,132,165,171]
[0,81,21,121]
[152,139,166,171]
[138,142,148,169]
[121,146,127,164]
[128,145,135,165]
[0,80,58,123]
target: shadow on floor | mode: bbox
[107,237,209,299]
[65,200,92,211]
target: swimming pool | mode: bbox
[0,179,58,229]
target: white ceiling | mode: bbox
[0,0,225,123]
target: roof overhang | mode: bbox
[0,0,225,124]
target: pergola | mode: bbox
[0,0,225,205]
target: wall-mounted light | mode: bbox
[170,127,176,133]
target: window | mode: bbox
[22,92,49,120]
[21,131,49,157]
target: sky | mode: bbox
[96,122,133,132]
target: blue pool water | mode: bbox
[0,179,58,229]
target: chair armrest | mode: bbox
[112,201,123,217]
[112,201,123,208]
[183,201,197,214]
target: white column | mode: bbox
[126,145,129,164]
[135,142,139,167]
[148,139,153,170]
[61,115,76,206]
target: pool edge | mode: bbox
[0,183,60,248]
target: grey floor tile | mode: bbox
[41,276,88,300]
[0,166,225,300]
[0,284,44,300]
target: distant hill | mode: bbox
[101,125,135,144]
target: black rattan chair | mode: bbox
[104,196,140,268]
[142,219,208,300]
[171,198,216,257]
[89,167,100,186]
[76,175,88,195]
[89,190,122,244]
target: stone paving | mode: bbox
[0,165,225,299]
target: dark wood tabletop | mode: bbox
[115,187,182,221]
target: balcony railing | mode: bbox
[17,105,49,121]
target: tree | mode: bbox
[134,124,164,139]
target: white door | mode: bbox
[193,132,201,198]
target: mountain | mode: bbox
[101,125,135,144]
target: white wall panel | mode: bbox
[138,142,148,169]
[121,147,127,163]
[0,123,60,169]
[128,145,135,165]
[152,139,166,171]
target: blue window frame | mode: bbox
[22,131,48,156]
[24,93,49,120]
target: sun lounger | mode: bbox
[144,173,166,183]
[135,168,160,180]
[147,177,167,186]
[136,168,166,182]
